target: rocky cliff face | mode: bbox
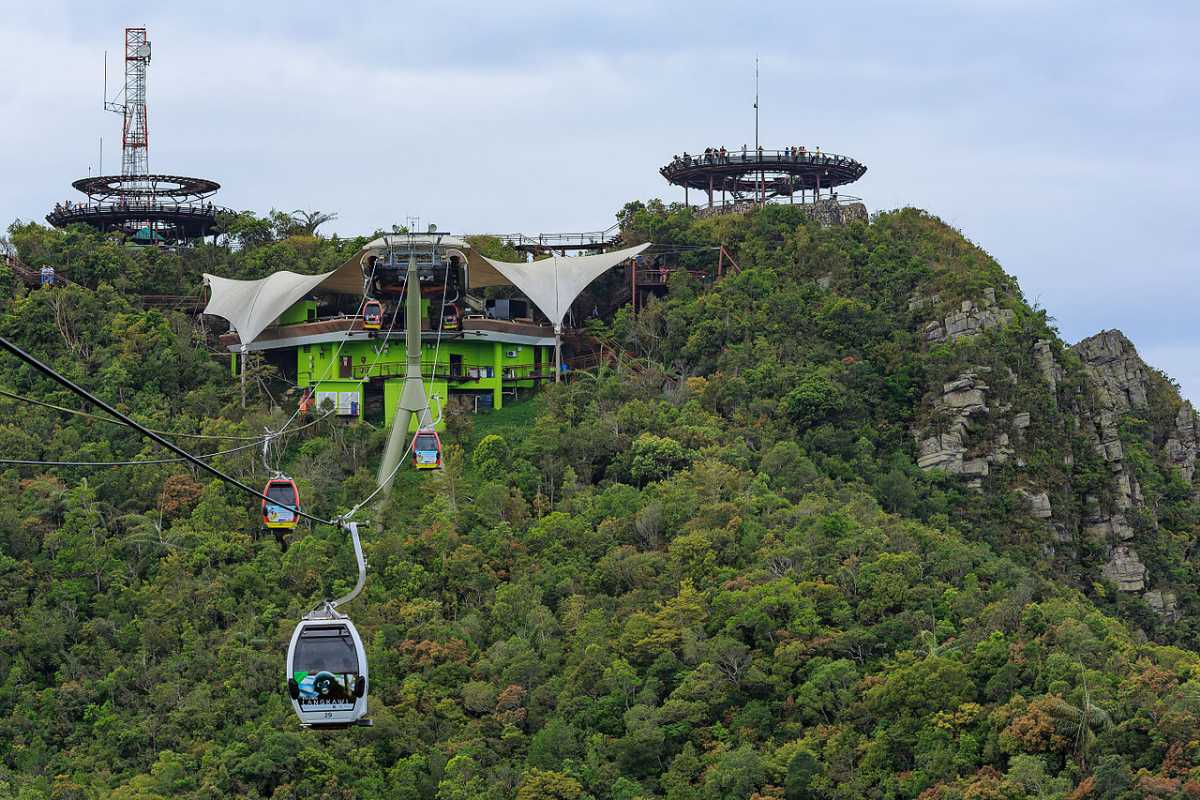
[910,299,1200,610]
[1070,330,1200,596]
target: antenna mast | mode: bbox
[754,56,759,151]
[104,28,151,187]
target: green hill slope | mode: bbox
[2,207,1200,799]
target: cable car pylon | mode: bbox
[376,243,439,497]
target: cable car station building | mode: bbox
[202,235,648,427]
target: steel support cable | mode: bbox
[0,334,340,528]
[361,261,407,378]
[0,439,263,466]
[344,431,416,520]
[342,251,441,521]
[0,387,264,441]
[0,409,336,468]
[239,259,380,441]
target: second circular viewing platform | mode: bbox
[660,147,868,221]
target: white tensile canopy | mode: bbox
[202,260,363,346]
[479,242,652,333]
[480,242,652,381]
[203,239,653,365]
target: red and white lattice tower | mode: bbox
[105,28,152,185]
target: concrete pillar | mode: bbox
[493,341,504,409]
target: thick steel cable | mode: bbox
[0,387,262,440]
[0,409,335,468]
[0,334,339,528]
[0,438,263,466]
[233,259,380,441]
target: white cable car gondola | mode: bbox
[285,522,372,728]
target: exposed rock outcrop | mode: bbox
[1144,590,1182,623]
[920,288,1015,344]
[1070,329,1200,601]
[1166,402,1200,483]
[915,373,990,482]
[1018,488,1053,519]
[1102,546,1147,592]
[1074,330,1150,411]
[1033,339,1063,394]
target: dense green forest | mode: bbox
[3,203,1200,799]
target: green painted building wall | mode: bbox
[278,300,318,326]
[296,335,550,429]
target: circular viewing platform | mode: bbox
[49,173,228,242]
[46,201,229,240]
[71,174,221,200]
[661,148,867,211]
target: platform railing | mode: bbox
[48,201,230,219]
[495,223,622,251]
[662,149,862,172]
[350,359,549,382]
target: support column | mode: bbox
[553,326,563,385]
[239,345,247,408]
[494,341,505,406]
[377,251,432,497]
[707,174,713,208]
[631,258,638,314]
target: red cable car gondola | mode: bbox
[263,476,301,529]
[363,299,383,331]
[441,303,461,332]
[411,427,443,470]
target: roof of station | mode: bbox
[479,243,651,332]
[202,262,363,346]
[361,233,471,250]
[203,241,652,344]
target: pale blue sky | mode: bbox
[2,1,1197,397]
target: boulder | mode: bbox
[1144,590,1182,623]
[1083,514,1134,541]
[1018,488,1053,519]
[1102,546,1147,592]
[918,431,966,472]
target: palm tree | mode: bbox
[291,209,338,236]
[1041,676,1113,771]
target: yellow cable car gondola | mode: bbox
[363,299,383,331]
[262,476,300,529]
[411,427,442,470]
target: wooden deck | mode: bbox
[218,315,554,348]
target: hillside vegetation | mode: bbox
[2,205,1200,800]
